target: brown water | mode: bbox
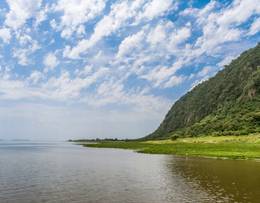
[0,141,259,203]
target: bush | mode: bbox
[171,135,179,141]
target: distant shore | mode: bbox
[73,134,260,160]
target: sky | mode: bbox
[0,0,259,140]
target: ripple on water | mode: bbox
[0,142,259,203]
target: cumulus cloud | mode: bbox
[2,0,258,101]
[54,0,106,38]
[12,35,39,66]
[43,53,59,72]
[217,55,237,67]
[63,0,141,58]
[0,27,11,43]
[13,49,30,66]
[163,75,186,88]
[41,67,109,100]
[34,5,49,27]
[5,0,43,30]
[64,0,174,59]
[91,78,171,113]
[113,22,191,88]
[141,62,184,88]
[136,0,173,21]
[117,30,145,58]
[216,0,260,26]
[28,71,44,84]
[248,18,260,36]
[146,23,167,45]
[181,0,259,59]
[0,67,109,101]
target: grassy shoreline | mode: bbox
[75,135,260,159]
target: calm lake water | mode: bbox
[0,142,259,203]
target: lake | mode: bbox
[0,141,259,203]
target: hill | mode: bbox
[146,43,260,139]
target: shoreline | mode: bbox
[74,134,260,160]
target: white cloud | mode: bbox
[197,66,211,77]
[169,25,191,47]
[63,0,139,58]
[75,65,93,77]
[181,0,259,60]
[5,0,42,30]
[34,5,49,27]
[181,1,216,22]
[50,19,58,30]
[163,75,185,88]
[0,66,170,126]
[141,60,184,88]
[0,27,11,43]
[12,35,39,66]
[43,68,109,100]
[194,22,241,54]
[92,79,171,113]
[27,71,44,84]
[146,21,191,52]
[112,21,192,89]
[217,0,260,26]
[142,66,173,87]
[248,18,260,36]
[137,0,172,21]
[13,49,30,66]
[217,55,237,67]
[117,30,145,58]
[147,23,167,45]
[0,67,109,101]
[0,75,41,100]
[64,0,174,59]
[43,53,59,72]
[54,0,106,38]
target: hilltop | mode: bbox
[146,43,260,139]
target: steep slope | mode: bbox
[146,43,260,139]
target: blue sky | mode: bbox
[0,0,259,140]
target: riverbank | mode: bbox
[75,134,260,159]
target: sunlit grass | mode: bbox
[78,134,260,159]
[146,134,260,144]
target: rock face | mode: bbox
[146,43,260,139]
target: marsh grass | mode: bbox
[79,134,260,159]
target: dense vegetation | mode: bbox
[146,43,260,139]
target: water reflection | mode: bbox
[0,142,259,203]
[166,157,260,203]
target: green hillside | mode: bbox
[146,43,260,139]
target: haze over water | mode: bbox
[0,141,259,203]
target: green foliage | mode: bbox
[146,43,260,139]
[172,100,260,137]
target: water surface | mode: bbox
[0,141,259,203]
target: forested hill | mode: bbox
[146,43,260,139]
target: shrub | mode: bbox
[171,135,179,141]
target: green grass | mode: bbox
[77,134,260,159]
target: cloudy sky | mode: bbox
[0,0,259,140]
